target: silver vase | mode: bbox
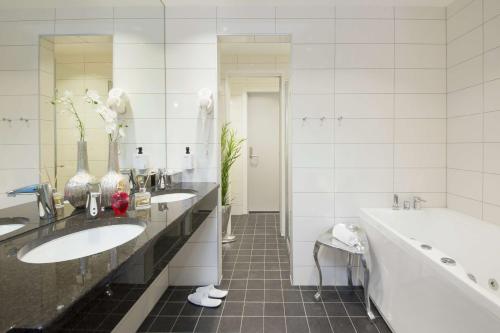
[101,141,130,207]
[64,141,95,208]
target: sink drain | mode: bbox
[440,257,456,266]
[489,279,499,290]
[420,244,432,250]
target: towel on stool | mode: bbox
[332,223,360,247]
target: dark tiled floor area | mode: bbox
[139,213,391,333]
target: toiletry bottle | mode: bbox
[134,187,151,210]
[183,146,194,170]
[133,147,149,171]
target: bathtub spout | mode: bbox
[392,194,400,210]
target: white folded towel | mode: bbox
[332,223,360,247]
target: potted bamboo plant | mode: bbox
[221,123,244,243]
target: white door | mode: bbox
[247,92,280,212]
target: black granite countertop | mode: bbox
[0,202,77,243]
[0,182,218,332]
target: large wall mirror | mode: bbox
[39,35,113,193]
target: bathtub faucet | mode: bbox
[392,194,400,210]
[413,196,426,210]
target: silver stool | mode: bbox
[313,228,375,320]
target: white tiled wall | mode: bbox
[0,9,55,208]
[446,0,500,224]
[0,4,453,287]
[164,7,220,285]
[288,6,447,285]
[160,5,445,285]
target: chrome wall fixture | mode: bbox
[2,117,30,126]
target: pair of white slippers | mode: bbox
[187,285,228,308]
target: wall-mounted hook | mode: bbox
[2,117,12,126]
[302,117,307,122]
[18,117,30,127]
[320,116,326,122]
[337,116,343,126]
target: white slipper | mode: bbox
[187,290,221,308]
[196,284,228,299]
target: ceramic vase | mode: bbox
[222,204,237,243]
[64,141,95,208]
[101,141,130,207]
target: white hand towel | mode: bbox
[332,223,359,247]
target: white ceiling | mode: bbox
[0,0,455,8]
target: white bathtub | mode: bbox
[360,208,500,333]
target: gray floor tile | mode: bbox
[307,317,333,333]
[241,317,263,333]
[139,213,391,333]
[195,316,220,332]
[264,317,286,333]
[285,317,309,333]
[218,316,242,333]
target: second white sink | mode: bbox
[151,192,196,204]
[18,223,145,264]
[0,224,24,236]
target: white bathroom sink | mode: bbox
[0,224,24,236]
[18,223,145,264]
[151,192,196,204]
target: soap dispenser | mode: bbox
[183,146,194,170]
[133,147,149,171]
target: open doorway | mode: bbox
[218,35,291,243]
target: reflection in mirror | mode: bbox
[39,35,113,196]
[0,35,113,242]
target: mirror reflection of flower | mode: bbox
[84,89,129,142]
[51,90,86,141]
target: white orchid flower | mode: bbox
[63,90,73,99]
[105,122,117,134]
[51,90,86,141]
[107,95,121,109]
[107,88,129,114]
[118,126,125,138]
[103,109,117,123]
[85,90,101,104]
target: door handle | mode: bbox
[249,147,258,159]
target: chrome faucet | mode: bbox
[413,196,426,210]
[120,168,137,193]
[7,183,56,220]
[156,168,172,191]
[392,194,400,210]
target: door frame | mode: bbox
[223,73,289,237]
